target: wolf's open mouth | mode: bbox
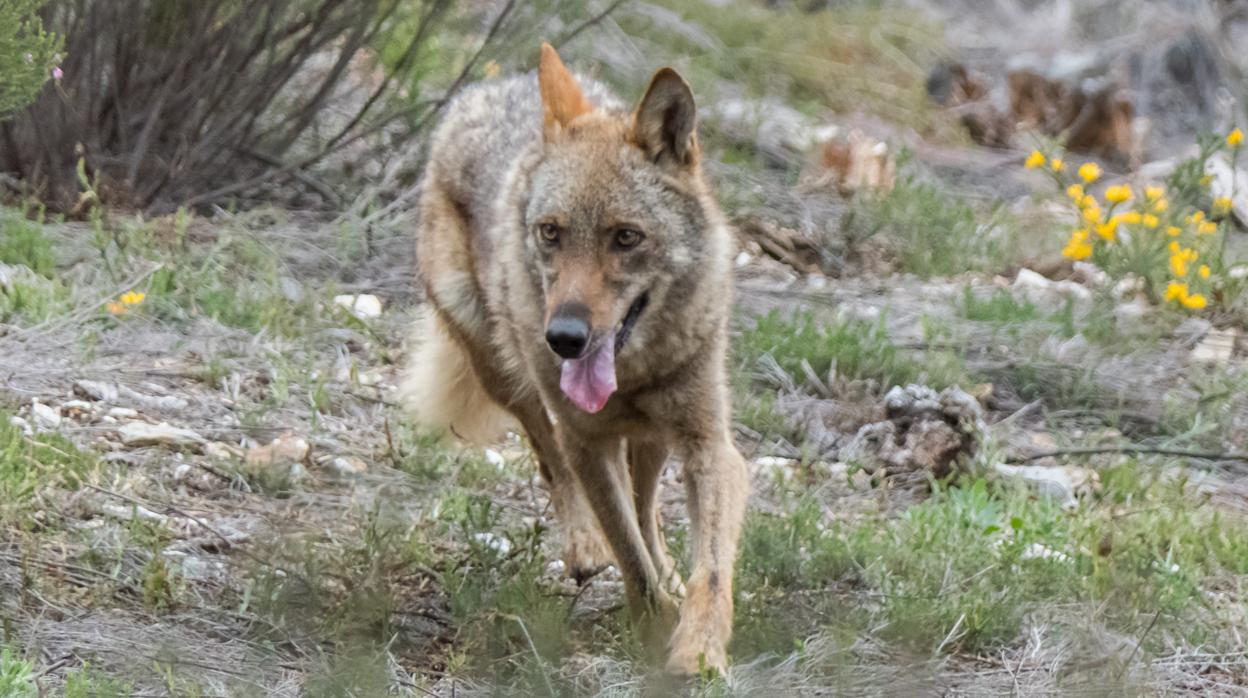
[614,292,649,353]
[559,292,649,414]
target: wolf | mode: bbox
[402,43,749,674]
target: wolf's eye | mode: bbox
[613,228,644,250]
[537,223,560,245]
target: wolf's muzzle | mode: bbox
[546,303,592,359]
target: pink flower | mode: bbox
[52,66,63,81]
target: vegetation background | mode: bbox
[1,0,1247,695]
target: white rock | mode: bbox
[1192,328,1238,364]
[204,442,240,460]
[734,251,752,268]
[116,385,188,412]
[333,294,383,320]
[245,434,310,466]
[1115,297,1151,328]
[61,400,95,412]
[101,502,168,524]
[31,402,61,431]
[1112,275,1146,298]
[118,421,206,448]
[327,456,368,476]
[1072,262,1109,287]
[993,463,1100,508]
[472,532,512,556]
[8,415,32,435]
[484,448,506,469]
[288,462,307,483]
[73,379,118,402]
[108,407,139,419]
[1021,543,1072,563]
[173,462,194,482]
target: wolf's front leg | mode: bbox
[666,432,749,675]
[561,434,679,644]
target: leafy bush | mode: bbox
[0,0,60,119]
[0,0,515,212]
[1031,127,1244,313]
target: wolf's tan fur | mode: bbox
[403,43,749,674]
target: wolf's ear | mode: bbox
[539,43,592,138]
[632,68,698,169]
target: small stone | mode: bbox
[327,456,368,476]
[73,379,119,402]
[173,462,194,482]
[204,441,240,460]
[107,407,139,419]
[1192,328,1238,364]
[484,448,506,469]
[288,462,307,483]
[333,294,383,320]
[61,400,95,413]
[472,532,512,556]
[734,251,752,268]
[8,415,32,435]
[993,463,1100,508]
[118,421,205,448]
[245,434,310,467]
[31,402,62,431]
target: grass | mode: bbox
[738,309,967,392]
[729,461,1248,667]
[0,411,96,526]
[0,210,56,278]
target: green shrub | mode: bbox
[0,0,60,119]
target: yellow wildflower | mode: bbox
[1025,150,1046,169]
[1095,219,1118,242]
[1198,220,1218,235]
[1153,198,1169,213]
[1078,162,1101,183]
[1082,205,1103,224]
[1104,184,1132,203]
[1229,127,1244,148]
[1051,158,1066,172]
[1199,264,1211,280]
[1167,226,1181,237]
[1171,254,1189,278]
[106,301,127,315]
[1182,293,1208,310]
[120,291,145,306]
[1062,238,1093,261]
[1142,214,1159,228]
[1120,211,1142,225]
[1169,240,1182,253]
[1213,197,1232,216]
[1078,194,1097,210]
[1189,210,1205,224]
[1145,185,1165,201]
[1200,174,1213,187]
[483,60,501,79]
[1066,184,1084,200]
[1165,281,1189,302]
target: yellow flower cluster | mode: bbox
[1026,130,1244,313]
[1165,281,1207,309]
[107,290,145,315]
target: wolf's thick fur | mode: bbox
[404,44,749,674]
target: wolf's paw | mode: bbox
[664,574,732,676]
[561,527,613,584]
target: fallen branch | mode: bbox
[1013,445,1248,464]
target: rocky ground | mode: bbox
[3,0,1248,695]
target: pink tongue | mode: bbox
[559,336,617,413]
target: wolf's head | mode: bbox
[524,44,718,414]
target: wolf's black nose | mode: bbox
[546,305,591,359]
